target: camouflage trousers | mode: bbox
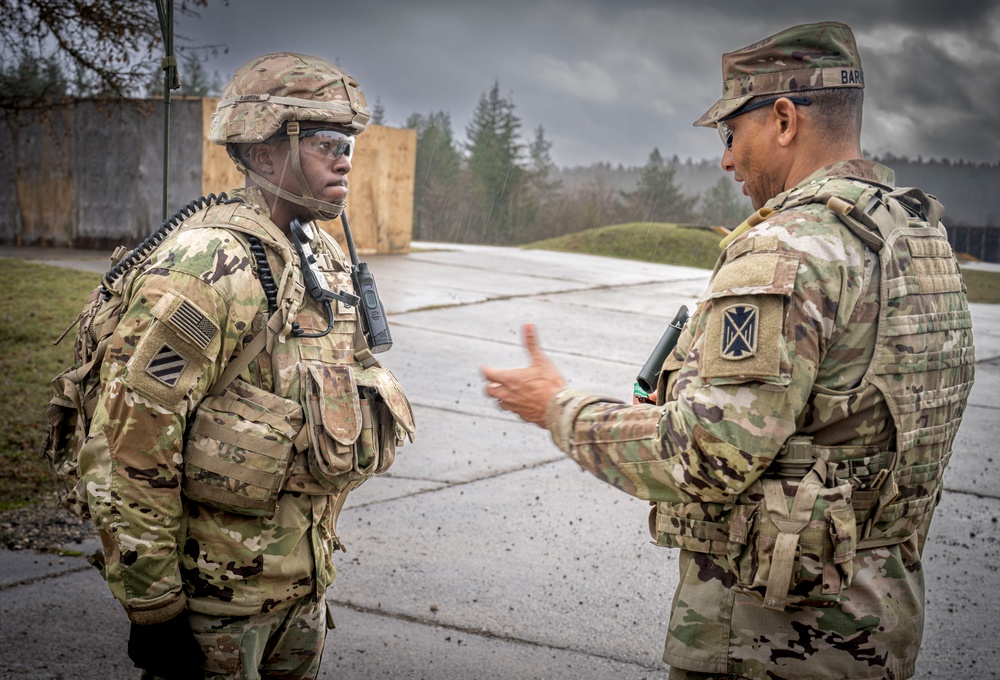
[141,595,330,680]
[669,670,750,680]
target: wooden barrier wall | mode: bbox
[0,98,415,254]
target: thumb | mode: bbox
[523,323,546,364]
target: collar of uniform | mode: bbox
[794,159,896,193]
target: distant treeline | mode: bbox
[406,82,752,246]
[406,84,999,245]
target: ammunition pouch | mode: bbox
[727,458,857,610]
[299,362,414,492]
[183,378,303,517]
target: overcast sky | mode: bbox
[173,0,1000,169]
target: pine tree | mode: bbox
[699,176,750,228]
[371,97,386,125]
[519,124,562,242]
[406,111,462,241]
[463,81,526,244]
[622,148,697,224]
[0,53,68,104]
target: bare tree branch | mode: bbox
[0,0,224,111]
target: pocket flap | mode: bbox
[306,364,362,445]
[354,365,416,438]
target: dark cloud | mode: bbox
[644,0,1000,32]
[175,1,1000,167]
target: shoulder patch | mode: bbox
[150,291,221,358]
[170,299,218,351]
[700,294,788,385]
[146,344,188,386]
[721,304,758,360]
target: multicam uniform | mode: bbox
[78,186,413,676]
[546,160,974,679]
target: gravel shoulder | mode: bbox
[0,498,97,554]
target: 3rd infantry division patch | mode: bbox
[721,304,758,360]
[146,344,188,387]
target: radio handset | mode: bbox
[289,219,359,339]
[341,212,393,353]
[290,219,360,308]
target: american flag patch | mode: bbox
[146,344,187,387]
[170,300,218,350]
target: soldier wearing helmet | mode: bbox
[77,53,414,679]
[483,22,973,679]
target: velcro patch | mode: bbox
[721,305,758,360]
[146,344,188,387]
[701,295,788,384]
[169,300,219,350]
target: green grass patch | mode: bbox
[524,222,723,271]
[526,222,1000,303]
[956,268,1000,304]
[0,261,100,505]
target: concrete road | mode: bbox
[2,242,998,679]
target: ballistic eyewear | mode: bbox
[717,96,812,150]
[274,127,356,161]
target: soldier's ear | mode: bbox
[246,143,277,176]
[773,98,798,148]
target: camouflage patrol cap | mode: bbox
[209,52,371,144]
[694,21,864,127]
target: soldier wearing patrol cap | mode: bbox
[483,21,974,679]
[76,53,414,679]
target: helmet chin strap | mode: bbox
[234,121,346,222]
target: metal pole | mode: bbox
[154,0,177,220]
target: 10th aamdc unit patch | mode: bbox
[721,304,758,360]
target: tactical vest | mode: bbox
[174,199,414,522]
[650,176,975,609]
[44,194,414,530]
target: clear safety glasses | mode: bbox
[295,128,356,162]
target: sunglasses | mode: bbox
[717,96,812,149]
[272,127,356,161]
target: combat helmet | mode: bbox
[210,52,371,220]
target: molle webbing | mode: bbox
[653,177,975,557]
[809,178,974,545]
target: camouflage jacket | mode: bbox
[78,187,413,624]
[545,160,974,679]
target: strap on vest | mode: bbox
[353,322,379,369]
[206,315,274,398]
[761,460,824,610]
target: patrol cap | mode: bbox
[694,21,864,127]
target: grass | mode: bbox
[525,221,1000,304]
[0,261,100,509]
[955,268,1000,305]
[524,222,724,271]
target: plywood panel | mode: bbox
[12,107,75,245]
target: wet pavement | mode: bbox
[2,242,998,679]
